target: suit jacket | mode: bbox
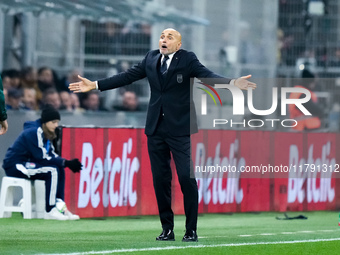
[98,49,231,136]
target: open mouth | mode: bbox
[162,45,167,49]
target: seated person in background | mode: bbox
[41,88,61,110]
[113,90,142,111]
[81,90,107,111]
[2,105,82,220]
[6,88,24,110]
[1,71,12,89]
[59,91,73,111]
[1,69,21,90]
[37,67,58,92]
[70,93,84,112]
[58,69,83,92]
[22,87,39,110]
[20,66,43,105]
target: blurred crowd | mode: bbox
[1,66,142,112]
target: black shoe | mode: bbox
[156,229,175,241]
[182,230,198,242]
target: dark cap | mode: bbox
[41,104,60,124]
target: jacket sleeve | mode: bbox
[98,52,148,91]
[188,51,232,84]
[0,77,7,121]
[25,128,65,168]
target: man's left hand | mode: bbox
[234,75,257,90]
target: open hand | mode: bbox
[235,75,257,90]
[68,75,97,93]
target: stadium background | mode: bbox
[0,0,340,214]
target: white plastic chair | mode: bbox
[0,177,45,219]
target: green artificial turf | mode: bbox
[0,211,339,255]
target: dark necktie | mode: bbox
[160,55,169,76]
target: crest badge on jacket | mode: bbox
[177,74,183,83]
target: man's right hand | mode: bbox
[68,75,97,93]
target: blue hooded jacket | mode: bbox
[2,119,64,170]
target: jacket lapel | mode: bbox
[163,50,180,89]
[153,53,162,89]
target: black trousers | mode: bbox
[147,116,198,231]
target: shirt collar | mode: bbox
[161,51,176,63]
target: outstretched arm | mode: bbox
[68,75,97,93]
[69,52,149,93]
[189,52,257,90]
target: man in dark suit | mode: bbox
[69,28,256,242]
